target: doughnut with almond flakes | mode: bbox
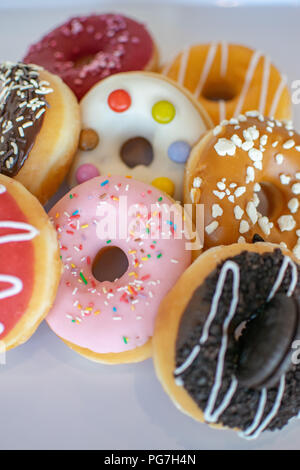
[184,111,300,259]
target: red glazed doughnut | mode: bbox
[0,174,61,351]
[23,14,159,100]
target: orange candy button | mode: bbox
[108,89,131,113]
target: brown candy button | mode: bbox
[120,137,153,169]
[79,128,99,151]
[237,294,299,389]
[92,246,129,283]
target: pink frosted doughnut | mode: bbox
[47,175,191,363]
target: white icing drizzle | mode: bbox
[269,75,287,117]
[177,47,190,87]
[174,344,201,376]
[0,208,39,330]
[259,55,271,114]
[220,41,228,77]
[219,100,226,124]
[234,50,263,117]
[240,375,286,440]
[202,261,240,422]
[194,42,218,98]
[0,274,23,300]
[267,255,298,301]
[240,388,267,437]
[174,254,298,438]
[0,185,6,194]
[0,221,39,245]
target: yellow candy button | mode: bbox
[152,177,175,197]
[152,100,176,124]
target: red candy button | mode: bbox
[108,89,131,113]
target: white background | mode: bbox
[0,0,300,450]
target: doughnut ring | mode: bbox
[153,242,300,438]
[162,43,291,125]
[184,111,300,259]
[69,71,212,201]
[47,175,192,364]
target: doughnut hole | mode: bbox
[74,53,95,68]
[120,137,154,168]
[201,80,236,102]
[256,182,284,219]
[92,246,129,283]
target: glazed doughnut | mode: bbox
[0,174,61,351]
[185,112,300,258]
[46,175,192,364]
[23,14,159,101]
[0,62,80,204]
[69,72,212,201]
[153,242,300,438]
[162,43,291,125]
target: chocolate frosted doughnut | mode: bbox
[153,243,300,439]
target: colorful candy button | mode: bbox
[168,141,191,163]
[151,177,175,197]
[152,101,176,124]
[108,89,131,113]
[75,164,100,184]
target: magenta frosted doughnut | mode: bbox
[23,14,157,100]
[46,175,191,362]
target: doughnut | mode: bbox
[0,62,80,204]
[69,72,212,201]
[0,174,61,351]
[153,242,300,438]
[184,111,300,259]
[23,14,159,101]
[46,175,192,364]
[162,43,291,125]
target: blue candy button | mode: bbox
[168,141,191,164]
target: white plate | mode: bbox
[0,1,300,450]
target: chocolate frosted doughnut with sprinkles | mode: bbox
[23,14,159,101]
[185,112,300,259]
[162,43,291,125]
[0,62,80,204]
[46,175,192,364]
[153,242,300,438]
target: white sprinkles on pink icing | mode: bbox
[47,176,191,354]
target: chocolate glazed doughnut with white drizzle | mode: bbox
[153,242,300,439]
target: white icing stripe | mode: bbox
[219,100,226,122]
[174,344,200,376]
[205,377,238,423]
[0,221,39,245]
[194,42,218,98]
[177,47,190,87]
[267,256,298,301]
[220,41,228,77]
[0,208,39,317]
[200,261,240,344]
[0,274,23,300]
[243,375,286,440]
[161,60,173,76]
[203,261,240,422]
[0,185,6,194]
[240,388,267,437]
[269,75,287,118]
[234,50,263,117]
[259,55,271,115]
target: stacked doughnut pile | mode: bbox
[1,12,300,440]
